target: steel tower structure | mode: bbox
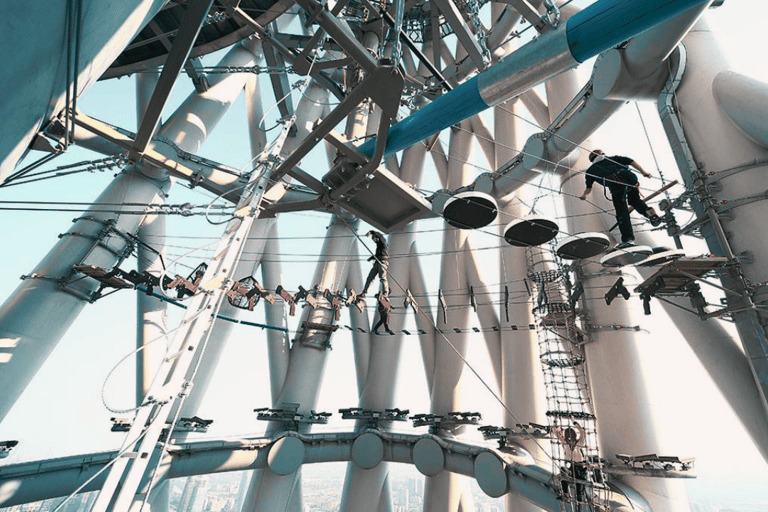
[1,1,767,512]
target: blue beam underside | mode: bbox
[566,0,711,63]
[357,0,710,159]
[358,76,486,158]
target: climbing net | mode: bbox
[526,245,610,512]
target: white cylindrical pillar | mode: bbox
[423,122,474,512]
[669,14,768,457]
[0,169,169,423]
[554,70,690,510]
[242,213,359,512]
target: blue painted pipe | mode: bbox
[358,0,710,158]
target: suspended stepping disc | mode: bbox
[227,276,261,310]
[636,248,686,267]
[442,191,498,229]
[503,217,559,247]
[600,245,653,268]
[556,232,611,260]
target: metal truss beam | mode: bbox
[361,0,452,92]
[129,0,216,163]
[219,0,346,100]
[497,0,548,32]
[268,64,403,187]
[293,0,378,74]
[262,41,295,121]
[430,0,487,69]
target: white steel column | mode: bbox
[553,70,691,510]
[0,169,169,423]
[135,70,167,404]
[149,37,264,416]
[424,122,475,512]
[238,75,332,512]
[260,220,291,402]
[340,143,429,512]
[242,212,359,512]
[495,97,549,512]
[665,14,768,460]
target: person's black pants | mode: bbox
[611,185,651,243]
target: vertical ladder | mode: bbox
[90,122,294,512]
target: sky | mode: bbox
[1,0,768,509]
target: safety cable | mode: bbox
[138,281,232,512]
[343,220,556,463]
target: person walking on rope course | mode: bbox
[371,292,395,335]
[578,149,661,249]
[360,230,390,297]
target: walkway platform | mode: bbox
[634,256,729,296]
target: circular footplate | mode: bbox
[503,217,559,246]
[600,245,653,267]
[637,248,686,267]
[556,232,611,260]
[442,191,498,229]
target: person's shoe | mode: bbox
[646,208,662,227]
[387,329,395,335]
[371,330,379,335]
[615,240,635,250]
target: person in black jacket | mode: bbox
[579,149,661,248]
[360,230,390,297]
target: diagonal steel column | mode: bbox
[423,122,475,512]
[553,68,693,512]
[128,0,216,162]
[90,124,295,512]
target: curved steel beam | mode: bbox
[0,431,651,512]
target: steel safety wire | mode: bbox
[50,426,153,512]
[100,307,208,415]
[139,278,233,512]
[122,275,643,339]
[341,219,556,464]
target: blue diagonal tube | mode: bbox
[358,0,711,158]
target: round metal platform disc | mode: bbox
[637,249,686,267]
[556,232,611,260]
[503,217,559,246]
[442,191,498,229]
[600,245,654,267]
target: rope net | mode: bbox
[526,245,610,512]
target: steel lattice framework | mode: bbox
[1,1,768,512]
